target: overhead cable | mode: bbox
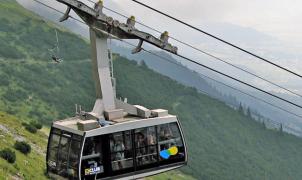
[131,0,302,79]
[99,5,302,98]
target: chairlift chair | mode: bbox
[49,29,63,63]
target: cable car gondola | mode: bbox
[47,109,187,180]
[47,0,187,179]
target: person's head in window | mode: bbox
[115,139,124,151]
[159,128,165,140]
[137,133,145,147]
[165,128,173,138]
[148,132,156,145]
[138,133,144,140]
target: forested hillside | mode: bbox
[0,0,94,123]
[1,1,302,180]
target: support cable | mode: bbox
[120,42,302,119]
[95,4,302,98]
[131,0,302,79]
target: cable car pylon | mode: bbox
[46,0,187,179]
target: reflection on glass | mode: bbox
[48,133,60,171]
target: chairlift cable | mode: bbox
[55,29,60,54]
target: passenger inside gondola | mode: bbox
[147,131,157,162]
[136,132,147,165]
[110,132,134,171]
[147,132,156,145]
[113,139,125,169]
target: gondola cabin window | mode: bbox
[109,131,134,172]
[135,126,158,169]
[57,134,71,177]
[47,128,82,179]
[47,132,60,173]
[68,135,82,179]
[158,123,185,165]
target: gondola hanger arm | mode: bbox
[56,0,178,54]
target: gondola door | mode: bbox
[81,135,106,180]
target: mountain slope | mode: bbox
[0,112,48,180]
[1,1,302,180]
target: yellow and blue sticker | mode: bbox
[85,167,102,175]
[160,146,178,159]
